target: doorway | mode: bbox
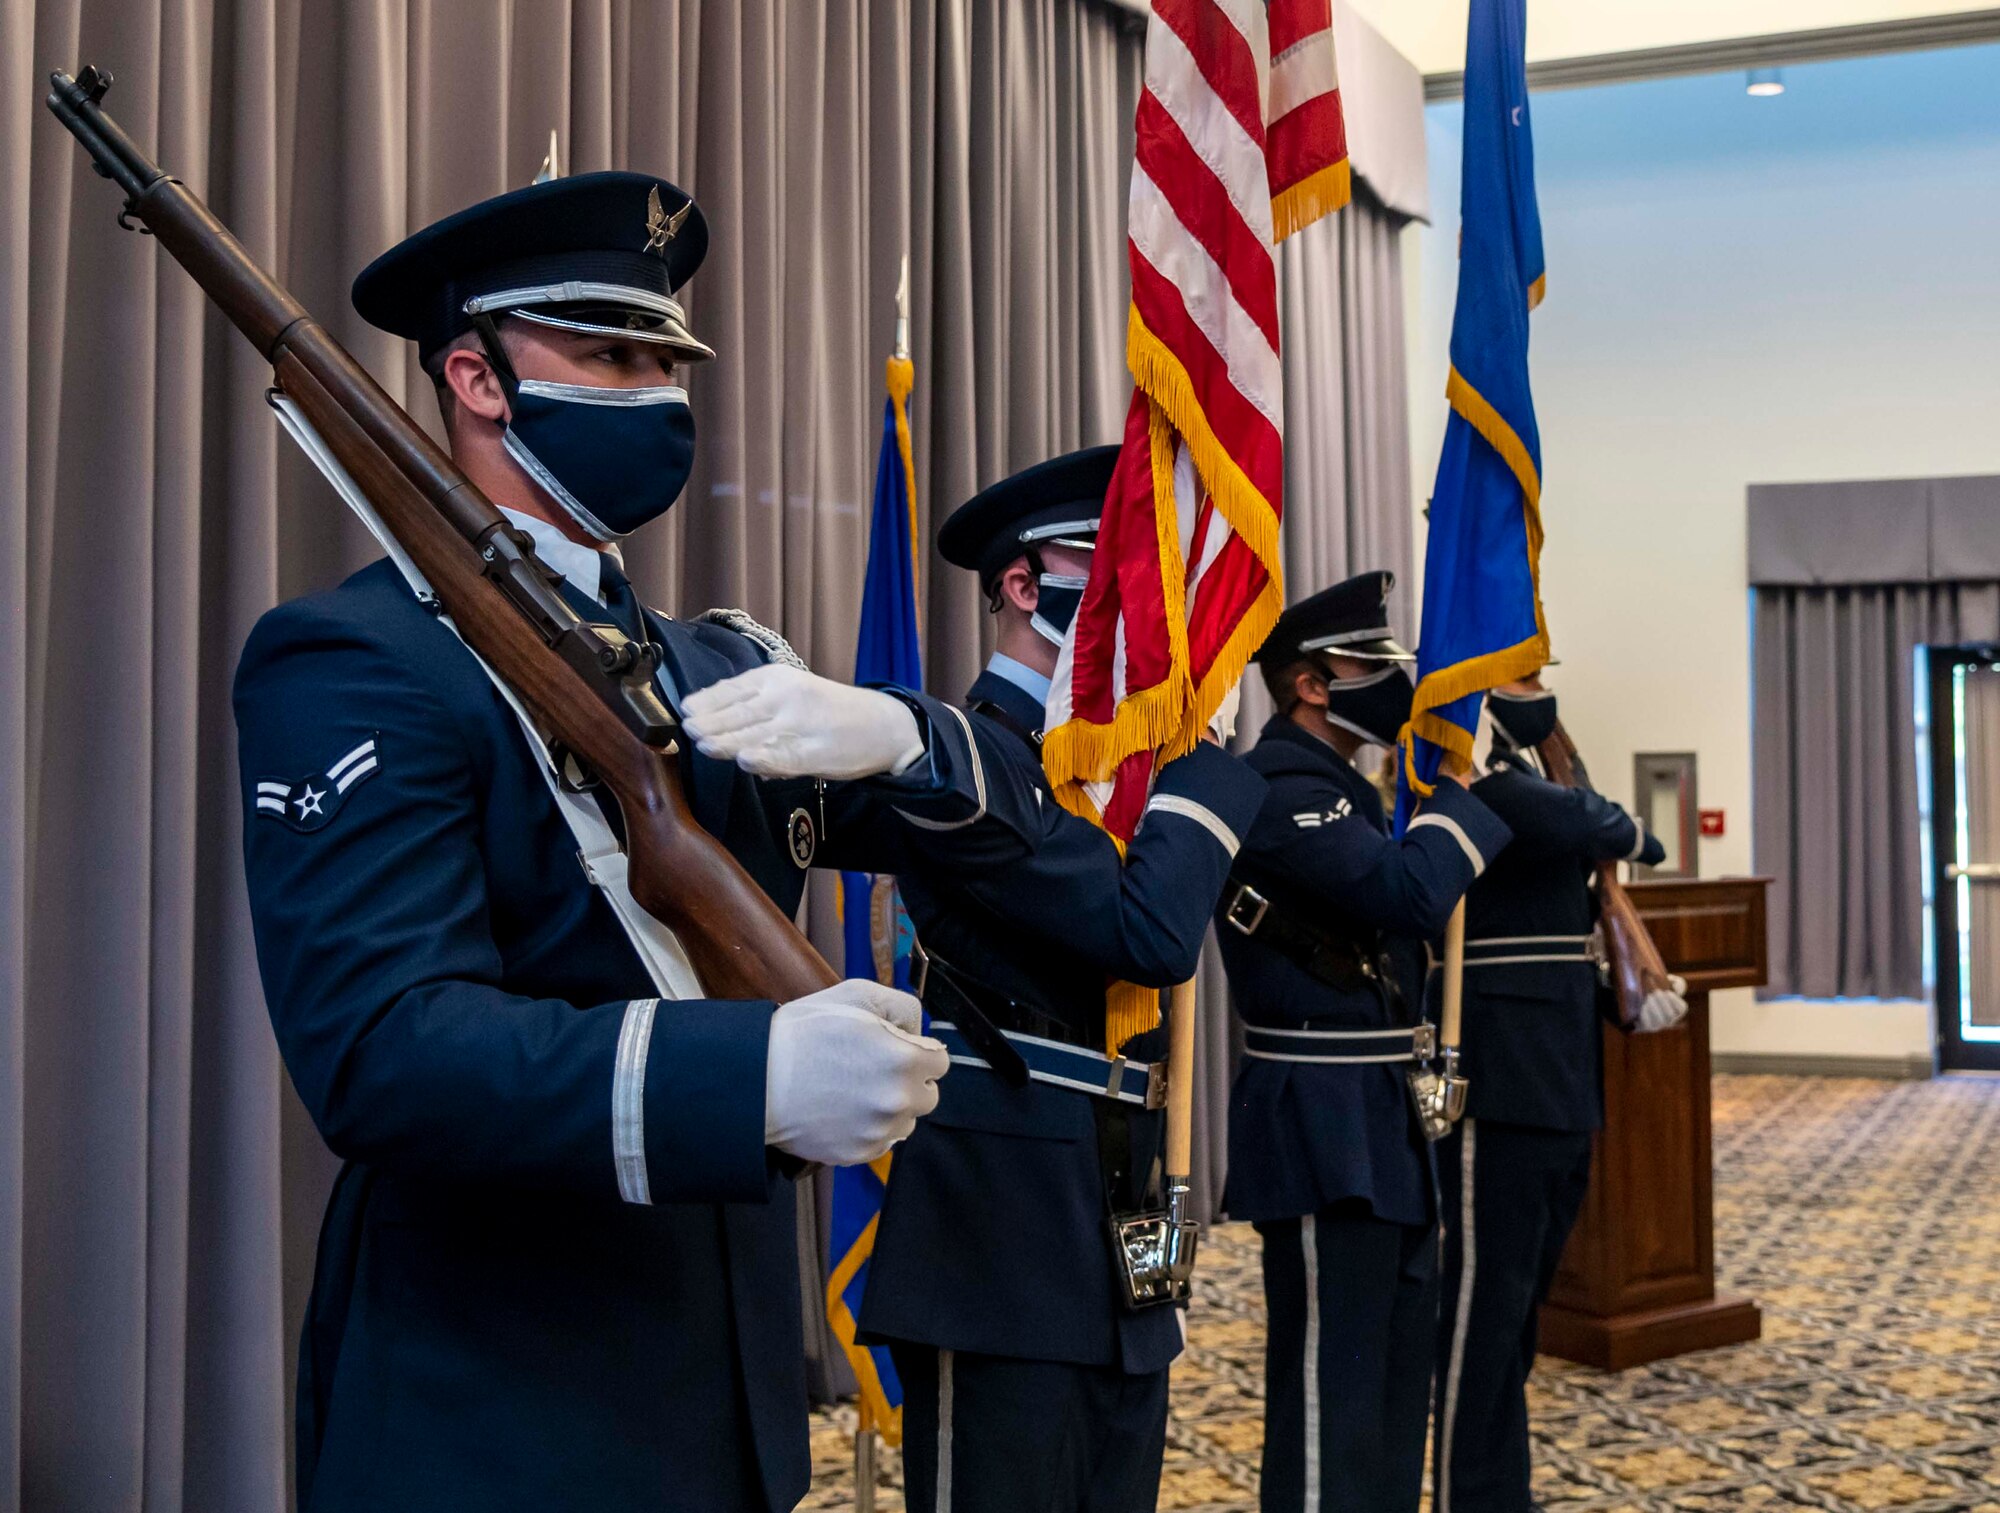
[1927,645,2000,1072]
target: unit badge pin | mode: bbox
[786,807,816,869]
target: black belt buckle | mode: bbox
[1223,883,1269,935]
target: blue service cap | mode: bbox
[351,171,712,367]
[1256,571,1414,665]
[938,445,1118,589]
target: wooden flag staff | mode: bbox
[1164,975,1199,1238]
[1113,977,1202,1306]
[1410,897,1472,1141]
[1439,899,1469,1108]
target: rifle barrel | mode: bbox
[45,62,840,1007]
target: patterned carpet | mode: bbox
[805,1074,2000,1512]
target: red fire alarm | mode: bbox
[1698,809,1726,838]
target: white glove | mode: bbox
[1207,679,1242,746]
[764,980,948,1165]
[1634,975,1689,1035]
[681,665,927,781]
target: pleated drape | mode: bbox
[1753,581,2000,1001]
[0,2,1418,1501]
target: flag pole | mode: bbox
[854,1422,877,1513]
[847,248,913,1513]
[1438,899,1469,1124]
[1163,975,1200,1283]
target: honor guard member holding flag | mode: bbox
[1430,670,1672,1513]
[689,446,1267,1513]
[1216,572,1511,1513]
[235,172,1045,1513]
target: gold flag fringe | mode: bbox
[1272,158,1352,243]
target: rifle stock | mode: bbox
[51,65,837,1005]
[1536,720,1671,1031]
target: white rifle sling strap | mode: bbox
[269,394,704,1002]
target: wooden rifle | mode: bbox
[47,65,839,1005]
[1535,719,1671,1031]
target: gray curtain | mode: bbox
[1190,181,1419,1223]
[1747,475,2000,1001]
[1753,582,2000,999]
[0,0,1413,1500]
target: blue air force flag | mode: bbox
[827,355,923,1442]
[1398,0,1550,825]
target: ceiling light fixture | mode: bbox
[1746,67,1786,97]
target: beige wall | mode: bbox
[1405,46,2000,1064]
[1352,0,1997,76]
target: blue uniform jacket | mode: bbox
[859,666,1267,1374]
[1444,747,1666,1134]
[235,558,1035,1513]
[1218,717,1511,1226]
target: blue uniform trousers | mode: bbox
[1431,1119,1593,1513]
[891,1344,1170,1513]
[1256,1201,1438,1513]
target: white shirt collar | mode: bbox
[986,652,1052,707]
[500,508,623,604]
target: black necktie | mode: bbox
[595,555,652,648]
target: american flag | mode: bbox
[1042,0,1349,1051]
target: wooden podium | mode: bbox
[1537,877,1770,1369]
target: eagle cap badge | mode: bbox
[644,185,690,256]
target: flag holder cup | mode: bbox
[1114,978,1201,1308]
[1409,901,1472,1142]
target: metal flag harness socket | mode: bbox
[1112,1178,1200,1309]
[1407,1045,1469,1144]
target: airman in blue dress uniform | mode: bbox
[1429,671,1672,1513]
[235,172,1046,1512]
[693,447,1266,1512]
[1215,572,1511,1512]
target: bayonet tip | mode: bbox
[893,252,910,361]
[532,128,560,185]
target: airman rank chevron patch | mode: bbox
[255,735,381,833]
[1290,798,1354,829]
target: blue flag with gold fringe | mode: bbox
[1398,0,1550,823]
[828,354,922,1444]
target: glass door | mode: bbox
[1929,647,2000,1072]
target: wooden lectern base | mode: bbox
[1538,878,1771,1371]
[1541,1292,1761,1372]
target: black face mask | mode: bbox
[1489,688,1558,748]
[1029,573,1088,646]
[1023,545,1094,647]
[1321,664,1415,748]
[503,378,698,541]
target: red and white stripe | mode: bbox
[1043,0,1346,1048]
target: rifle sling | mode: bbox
[269,393,706,1005]
[1223,876,1403,1013]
